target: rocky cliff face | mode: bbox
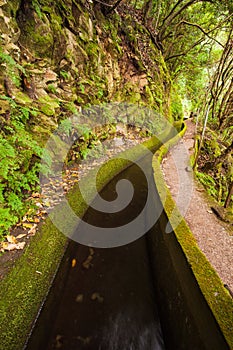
[0,0,173,236]
[0,0,172,140]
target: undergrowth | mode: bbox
[0,97,44,239]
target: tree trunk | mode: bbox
[193,105,210,169]
[224,181,233,208]
[104,0,124,15]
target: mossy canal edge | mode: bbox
[152,124,233,349]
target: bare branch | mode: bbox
[160,0,185,26]
[104,0,124,14]
[179,20,224,47]
[159,0,197,41]
[165,37,205,61]
[93,0,112,7]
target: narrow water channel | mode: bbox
[25,149,229,350]
[25,154,165,350]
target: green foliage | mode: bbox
[0,101,43,239]
[59,70,69,81]
[62,101,79,114]
[197,128,232,205]
[222,126,233,143]
[0,208,18,234]
[32,0,43,19]
[0,48,25,87]
[47,83,57,94]
[78,83,85,94]
[58,119,73,135]
[196,171,218,198]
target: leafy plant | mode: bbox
[0,48,25,87]
[32,0,43,19]
[47,84,57,94]
[59,70,69,81]
[0,103,43,239]
[196,171,218,198]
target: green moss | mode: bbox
[40,104,55,116]
[38,94,60,107]
[14,92,33,105]
[7,0,21,16]
[0,222,67,350]
[114,82,141,104]
[144,85,154,105]
[37,95,60,116]
[22,17,53,57]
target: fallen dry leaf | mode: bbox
[22,216,28,222]
[75,294,84,303]
[28,224,37,235]
[82,255,93,269]
[6,235,17,244]
[71,259,76,267]
[22,222,34,229]
[1,242,26,251]
[16,233,27,239]
[76,336,91,345]
[91,292,104,303]
[44,200,51,207]
[55,335,63,349]
[31,192,41,198]
[89,248,94,256]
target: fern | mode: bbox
[0,102,44,238]
[196,171,218,198]
[0,49,25,87]
[32,0,43,19]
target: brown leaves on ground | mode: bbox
[0,236,26,252]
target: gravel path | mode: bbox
[161,119,233,292]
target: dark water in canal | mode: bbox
[25,154,166,350]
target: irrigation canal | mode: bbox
[25,152,229,350]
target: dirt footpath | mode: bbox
[161,119,233,292]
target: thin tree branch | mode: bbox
[104,0,124,14]
[160,0,185,26]
[154,0,161,30]
[179,20,224,47]
[165,36,205,61]
[159,0,197,40]
[165,15,233,61]
[93,0,113,7]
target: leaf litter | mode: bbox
[1,129,148,255]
